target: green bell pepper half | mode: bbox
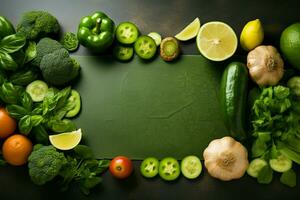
[0,16,15,40]
[77,11,115,52]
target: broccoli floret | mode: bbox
[17,10,60,41]
[31,37,64,67]
[28,145,67,185]
[40,48,80,86]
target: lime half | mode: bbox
[175,17,200,41]
[49,129,82,150]
[197,21,237,61]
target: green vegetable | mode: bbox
[280,169,296,187]
[257,165,273,184]
[0,16,15,40]
[134,35,157,60]
[28,145,67,185]
[148,32,162,46]
[160,37,180,61]
[158,157,180,181]
[269,154,292,173]
[40,48,80,86]
[61,32,79,52]
[113,45,134,61]
[220,62,248,140]
[181,155,202,179]
[24,41,37,63]
[17,10,60,41]
[0,34,26,71]
[9,67,39,86]
[31,37,64,67]
[0,82,23,104]
[247,158,268,178]
[140,157,159,178]
[287,76,300,96]
[26,80,48,102]
[116,22,139,45]
[77,11,115,52]
[65,89,81,118]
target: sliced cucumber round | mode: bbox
[26,80,48,102]
[269,154,292,173]
[181,155,202,179]
[148,32,162,46]
[66,90,81,118]
[247,158,268,178]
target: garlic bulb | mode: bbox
[247,45,284,86]
[203,136,248,181]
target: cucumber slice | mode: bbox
[66,90,81,118]
[247,158,268,178]
[148,32,162,46]
[181,155,202,179]
[26,80,48,102]
[269,154,292,173]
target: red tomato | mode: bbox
[109,156,133,179]
[0,107,17,138]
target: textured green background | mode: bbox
[73,55,227,159]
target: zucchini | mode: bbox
[220,62,248,140]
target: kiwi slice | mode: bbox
[160,37,180,61]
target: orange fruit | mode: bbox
[2,134,33,166]
[0,107,17,138]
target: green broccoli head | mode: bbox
[31,37,64,67]
[28,145,67,185]
[40,48,80,86]
[17,10,60,41]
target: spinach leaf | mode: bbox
[280,169,296,187]
[74,145,94,160]
[19,115,32,134]
[6,104,28,120]
[24,41,37,63]
[0,52,18,71]
[48,119,76,133]
[257,165,273,184]
[80,177,102,195]
[0,34,26,53]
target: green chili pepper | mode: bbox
[0,16,15,40]
[77,11,115,52]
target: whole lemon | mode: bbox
[240,19,264,51]
[280,23,300,69]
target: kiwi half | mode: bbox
[160,37,180,61]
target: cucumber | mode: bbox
[220,62,248,140]
[148,32,162,46]
[269,154,292,173]
[181,155,202,179]
[247,158,267,178]
[26,80,48,102]
[66,90,81,118]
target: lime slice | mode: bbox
[49,129,82,150]
[196,21,238,61]
[175,17,200,41]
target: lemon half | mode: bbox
[175,17,201,41]
[49,129,82,150]
[196,21,238,61]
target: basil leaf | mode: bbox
[20,91,33,111]
[97,160,110,173]
[6,104,28,120]
[74,145,94,160]
[0,82,22,104]
[280,169,296,187]
[0,34,26,53]
[54,87,72,111]
[251,138,268,158]
[0,52,18,71]
[0,70,6,85]
[31,125,49,145]
[257,165,273,184]
[19,115,32,135]
[10,68,38,86]
[24,41,37,63]
[30,115,43,127]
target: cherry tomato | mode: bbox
[0,107,17,138]
[109,156,133,179]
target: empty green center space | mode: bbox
[73,55,227,160]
